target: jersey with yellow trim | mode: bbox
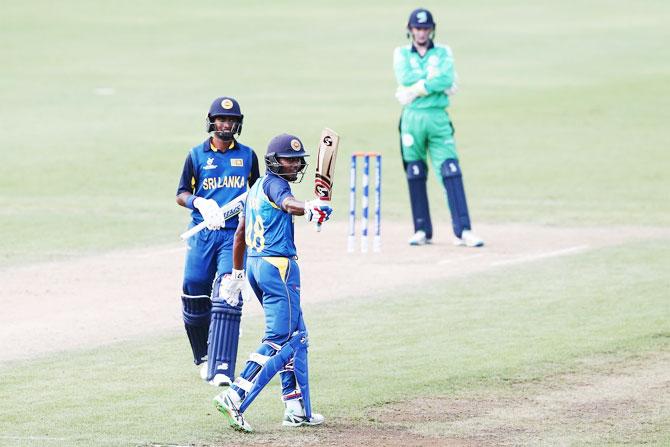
[244,174,297,258]
[177,138,259,227]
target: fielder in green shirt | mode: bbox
[394,8,484,247]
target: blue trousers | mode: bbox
[245,256,302,397]
[181,227,235,364]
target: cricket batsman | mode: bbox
[395,8,484,247]
[212,133,332,432]
[175,96,259,385]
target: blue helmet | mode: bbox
[407,8,435,29]
[206,96,244,139]
[265,133,309,182]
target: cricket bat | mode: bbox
[179,191,248,240]
[313,128,340,231]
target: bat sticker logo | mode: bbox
[323,136,333,146]
[314,177,332,200]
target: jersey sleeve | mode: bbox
[424,46,455,93]
[176,152,196,195]
[393,47,423,86]
[263,176,293,211]
[249,151,260,187]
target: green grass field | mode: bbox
[2,0,669,265]
[1,241,669,445]
[1,1,669,445]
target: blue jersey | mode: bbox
[245,174,297,258]
[177,139,259,227]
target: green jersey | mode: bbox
[393,41,456,110]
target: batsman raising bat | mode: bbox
[213,132,333,432]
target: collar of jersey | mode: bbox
[411,40,435,54]
[207,139,236,152]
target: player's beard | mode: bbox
[214,130,234,141]
[279,162,307,183]
[282,168,299,182]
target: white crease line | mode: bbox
[438,253,485,264]
[0,436,69,441]
[491,245,590,267]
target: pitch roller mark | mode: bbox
[490,245,590,267]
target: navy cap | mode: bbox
[266,133,309,158]
[407,8,435,29]
[208,96,243,119]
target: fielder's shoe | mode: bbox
[408,230,430,246]
[214,392,252,432]
[282,409,325,427]
[454,230,484,247]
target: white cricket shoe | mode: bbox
[214,391,252,433]
[282,409,325,427]
[199,361,232,386]
[199,361,208,380]
[454,230,484,247]
[408,230,428,246]
[209,372,232,387]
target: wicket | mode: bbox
[348,152,382,253]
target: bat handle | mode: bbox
[180,221,207,240]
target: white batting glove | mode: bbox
[194,197,225,230]
[304,200,333,224]
[219,269,245,307]
[395,80,428,106]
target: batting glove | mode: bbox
[219,269,245,307]
[304,200,333,224]
[395,80,428,106]
[194,197,225,230]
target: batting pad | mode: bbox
[406,160,433,239]
[206,300,242,381]
[441,158,471,238]
[181,294,211,364]
[239,329,308,413]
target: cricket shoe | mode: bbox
[408,230,432,246]
[453,230,484,247]
[282,409,325,427]
[214,392,252,432]
[198,361,208,380]
[209,372,232,387]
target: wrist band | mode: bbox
[185,195,198,210]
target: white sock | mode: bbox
[284,398,304,415]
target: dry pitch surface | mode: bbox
[2,222,669,446]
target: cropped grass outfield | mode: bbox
[1,0,669,446]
